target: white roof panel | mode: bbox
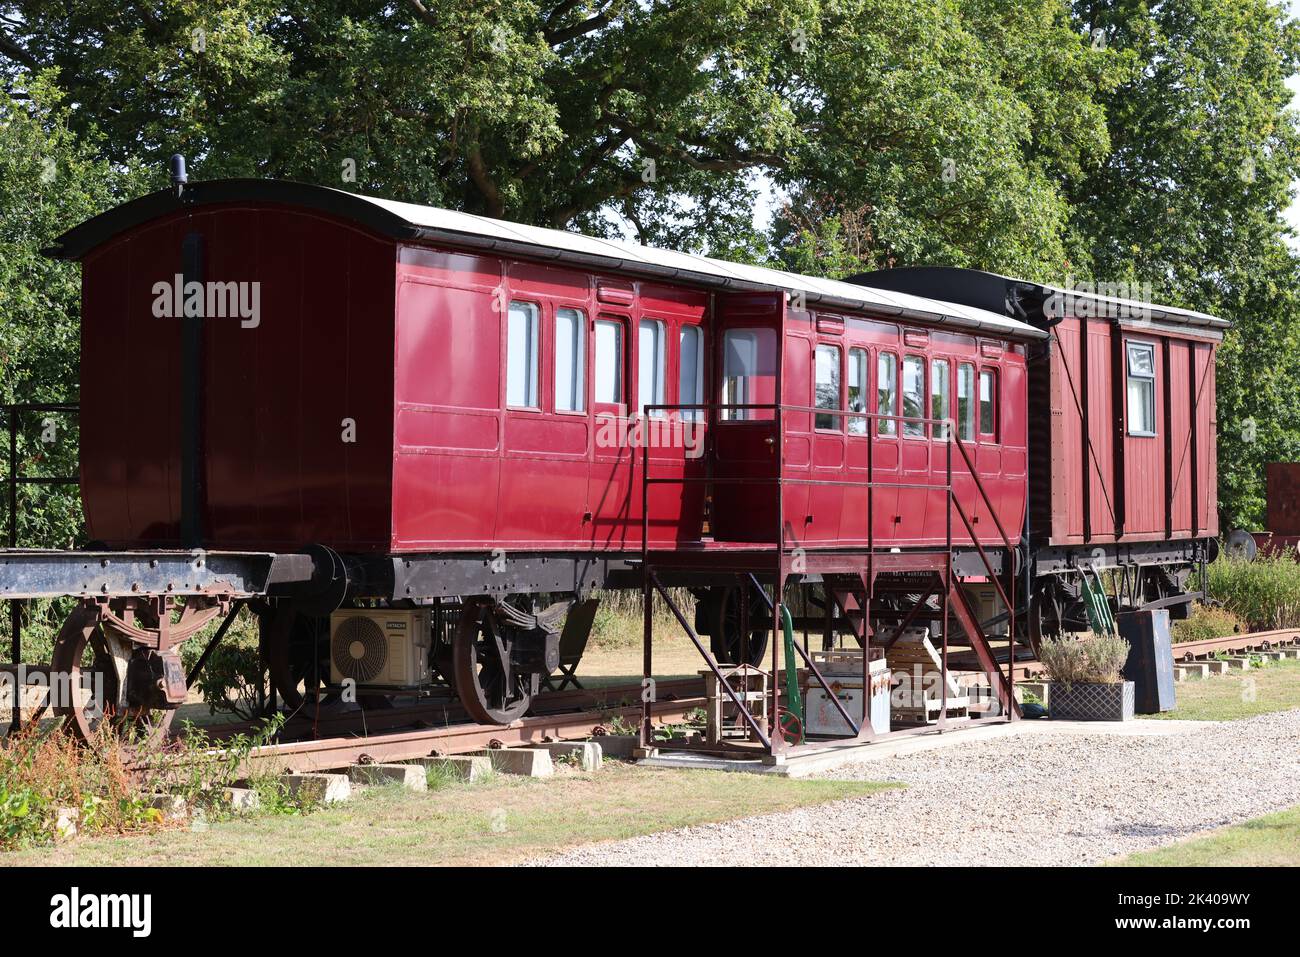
[356,190,1046,341]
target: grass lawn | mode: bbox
[1115,805,1300,866]
[1153,658,1300,721]
[2,762,898,866]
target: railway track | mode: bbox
[158,627,1299,776]
[1168,627,1300,661]
[948,628,1300,681]
[239,694,703,774]
[171,679,706,775]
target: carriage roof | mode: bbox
[46,178,1048,342]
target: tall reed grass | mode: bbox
[1195,554,1300,631]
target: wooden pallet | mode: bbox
[886,630,969,724]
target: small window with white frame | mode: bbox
[506,301,539,409]
[594,318,624,408]
[902,355,925,437]
[639,318,666,416]
[931,358,950,439]
[815,343,841,430]
[554,307,585,413]
[721,327,776,421]
[678,325,704,421]
[847,348,868,435]
[877,352,898,436]
[1126,341,1156,436]
[979,368,997,438]
[956,362,976,441]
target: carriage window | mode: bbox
[679,325,704,421]
[639,319,666,416]
[721,328,776,421]
[815,344,841,430]
[931,359,950,439]
[957,362,976,441]
[847,348,868,435]
[1126,341,1156,436]
[979,368,997,438]
[594,319,624,406]
[506,301,539,409]
[902,355,925,437]
[877,353,898,436]
[554,307,585,412]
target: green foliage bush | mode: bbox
[1195,555,1300,631]
[180,607,272,720]
[1171,603,1245,644]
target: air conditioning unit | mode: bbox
[329,609,431,689]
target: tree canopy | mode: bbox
[1,0,1298,527]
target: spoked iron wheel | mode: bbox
[48,602,187,747]
[712,585,770,667]
[452,598,535,725]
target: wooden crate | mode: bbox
[701,666,770,744]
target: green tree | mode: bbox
[1069,0,1300,528]
[3,0,1299,529]
[774,0,1115,278]
[0,0,1111,261]
[0,74,144,549]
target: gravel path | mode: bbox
[537,710,1300,866]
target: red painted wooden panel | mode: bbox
[1167,339,1194,536]
[1051,320,1085,542]
[392,268,501,548]
[80,205,394,551]
[1085,321,1117,539]
[1123,332,1165,536]
[1196,344,1219,536]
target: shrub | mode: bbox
[1038,635,1130,685]
[0,713,293,850]
[1196,554,1300,631]
[181,606,272,720]
[0,725,157,850]
[1171,603,1244,644]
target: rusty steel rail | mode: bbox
[230,695,702,774]
[195,677,704,744]
[1171,627,1300,661]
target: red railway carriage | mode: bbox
[47,181,1041,560]
[26,180,1229,734]
[851,268,1227,635]
[32,179,1047,727]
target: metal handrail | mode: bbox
[638,396,1020,748]
[3,402,79,733]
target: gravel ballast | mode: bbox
[536,710,1300,866]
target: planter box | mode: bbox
[1048,680,1134,722]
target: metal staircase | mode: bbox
[638,400,1020,759]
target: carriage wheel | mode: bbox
[452,598,534,725]
[712,585,770,666]
[49,604,175,746]
[266,606,342,713]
